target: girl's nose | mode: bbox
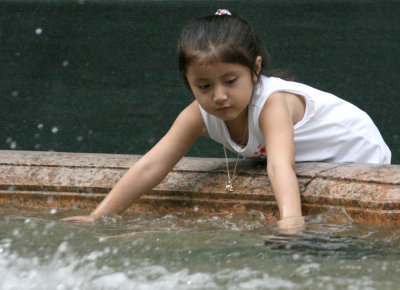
[213,86,228,104]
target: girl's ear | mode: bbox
[253,56,262,84]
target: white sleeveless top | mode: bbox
[199,76,391,164]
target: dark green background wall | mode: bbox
[1,0,399,163]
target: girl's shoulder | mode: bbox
[254,76,338,108]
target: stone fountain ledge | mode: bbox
[0,150,399,225]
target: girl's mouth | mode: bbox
[216,106,231,112]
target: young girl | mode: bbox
[63,10,391,230]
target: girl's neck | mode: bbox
[225,107,249,146]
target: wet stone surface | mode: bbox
[0,150,399,224]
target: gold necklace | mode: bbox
[220,121,247,192]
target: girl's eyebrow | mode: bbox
[221,71,239,78]
[194,71,240,82]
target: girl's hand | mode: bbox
[60,214,97,223]
[277,216,305,234]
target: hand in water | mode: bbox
[277,216,305,234]
[60,213,97,223]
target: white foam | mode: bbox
[0,245,294,290]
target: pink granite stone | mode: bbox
[0,150,399,225]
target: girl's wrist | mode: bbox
[279,215,303,221]
[277,215,305,227]
[89,211,99,220]
[277,216,305,234]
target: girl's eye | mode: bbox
[197,84,210,90]
[226,78,237,85]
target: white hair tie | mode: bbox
[215,9,231,16]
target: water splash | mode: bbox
[0,206,399,289]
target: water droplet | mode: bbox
[51,127,59,133]
[50,208,57,215]
[37,123,44,130]
[10,141,17,149]
[35,28,43,35]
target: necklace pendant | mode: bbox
[225,183,234,192]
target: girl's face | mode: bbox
[186,60,258,123]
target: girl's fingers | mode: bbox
[60,215,96,223]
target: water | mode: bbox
[1,205,400,289]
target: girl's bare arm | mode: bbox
[259,92,303,223]
[62,101,205,222]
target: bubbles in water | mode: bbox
[50,208,57,215]
[56,284,67,290]
[11,90,19,97]
[37,123,44,130]
[295,263,321,277]
[12,229,21,238]
[76,136,83,142]
[292,254,301,261]
[35,28,43,35]
[57,241,69,255]
[51,127,59,134]
[62,60,69,67]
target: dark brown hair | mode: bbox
[178,12,293,88]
